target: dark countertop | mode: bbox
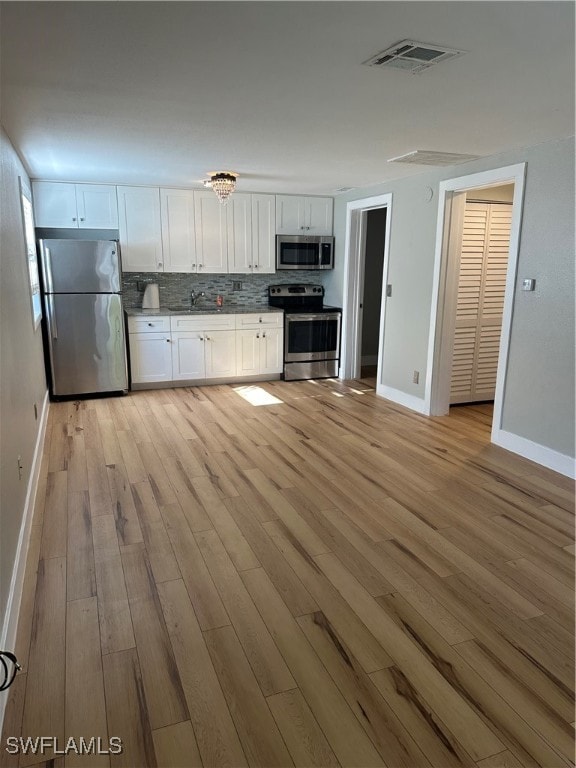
[125,306,283,316]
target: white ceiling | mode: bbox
[1,1,574,195]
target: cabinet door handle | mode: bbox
[205,336,210,341]
[80,217,85,222]
[157,262,163,268]
[248,264,252,269]
[192,263,196,268]
[72,217,77,222]
[199,264,203,268]
[199,336,204,341]
[256,333,260,339]
[262,332,266,338]
[148,323,153,327]
[166,338,170,343]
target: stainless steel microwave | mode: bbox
[276,235,334,270]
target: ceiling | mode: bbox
[1,1,574,195]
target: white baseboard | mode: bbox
[361,355,378,366]
[492,428,575,479]
[377,384,428,415]
[0,390,49,726]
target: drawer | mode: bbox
[170,313,235,332]
[235,312,283,329]
[127,315,170,333]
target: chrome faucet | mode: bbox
[190,290,205,307]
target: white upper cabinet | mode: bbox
[194,191,228,273]
[32,181,118,229]
[227,194,253,273]
[276,195,333,235]
[160,188,196,272]
[117,186,163,272]
[250,194,275,273]
[75,185,118,228]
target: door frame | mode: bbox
[424,163,526,446]
[341,193,393,388]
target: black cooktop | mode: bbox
[268,284,342,314]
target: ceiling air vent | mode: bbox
[388,150,481,166]
[364,40,465,74]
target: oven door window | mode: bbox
[285,317,340,361]
[280,243,319,267]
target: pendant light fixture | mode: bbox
[204,171,239,203]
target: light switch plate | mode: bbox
[522,278,536,291]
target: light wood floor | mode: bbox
[2,377,574,768]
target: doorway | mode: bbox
[341,193,392,388]
[360,208,387,378]
[425,163,526,447]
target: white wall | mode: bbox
[0,128,48,644]
[324,136,575,460]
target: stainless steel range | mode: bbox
[268,284,341,380]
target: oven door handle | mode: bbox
[287,313,341,322]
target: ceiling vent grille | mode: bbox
[388,150,481,166]
[364,40,465,74]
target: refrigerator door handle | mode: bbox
[43,245,55,294]
[47,294,58,339]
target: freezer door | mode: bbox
[45,293,127,396]
[39,239,121,293]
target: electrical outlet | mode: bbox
[232,281,243,291]
[413,370,420,384]
[17,456,23,480]
[137,280,147,292]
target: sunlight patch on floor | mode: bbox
[232,385,284,406]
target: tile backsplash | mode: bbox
[122,272,322,309]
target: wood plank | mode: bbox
[20,557,66,767]
[297,611,432,768]
[242,567,385,768]
[161,458,213,532]
[263,518,395,673]
[92,515,135,655]
[204,625,294,767]
[266,689,340,768]
[152,722,202,768]
[195,528,296,696]
[106,462,144,547]
[131,480,180,583]
[39,471,68,560]
[314,552,505,761]
[159,502,229,631]
[65,597,109,767]
[243,468,330,556]
[121,546,189,730]
[102,648,157,768]
[191,475,260,571]
[157,579,248,767]
[476,751,526,768]
[224,495,318,617]
[375,592,568,768]
[455,639,574,764]
[67,490,96,602]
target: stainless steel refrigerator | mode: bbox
[38,239,128,397]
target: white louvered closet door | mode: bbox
[450,202,512,404]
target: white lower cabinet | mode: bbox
[235,313,283,376]
[128,312,283,386]
[129,332,173,384]
[171,333,206,380]
[205,331,237,378]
